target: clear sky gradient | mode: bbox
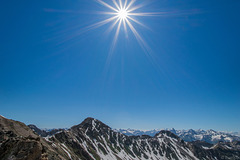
[0,0,239,131]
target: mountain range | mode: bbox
[28,125,240,145]
[117,128,240,144]
[1,115,240,160]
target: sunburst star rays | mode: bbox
[91,0,163,70]
[87,0,166,80]
[95,0,156,53]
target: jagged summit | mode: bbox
[80,117,99,127]
[71,117,111,132]
[155,130,181,140]
[82,117,96,123]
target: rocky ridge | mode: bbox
[0,115,74,160]
[1,115,240,160]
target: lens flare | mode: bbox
[93,0,159,53]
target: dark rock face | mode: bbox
[0,116,70,160]
[188,141,240,160]
[0,116,46,160]
[1,116,240,160]
[0,136,47,160]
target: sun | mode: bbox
[118,9,128,20]
[90,0,159,53]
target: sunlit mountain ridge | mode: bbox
[117,128,240,144]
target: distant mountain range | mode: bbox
[29,125,240,145]
[1,115,240,160]
[117,128,240,144]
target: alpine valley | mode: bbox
[1,115,240,160]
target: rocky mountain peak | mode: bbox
[81,117,95,124]
[187,129,196,134]
[155,130,180,140]
[168,128,177,134]
[70,117,112,139]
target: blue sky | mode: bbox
[0,0,239,131]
